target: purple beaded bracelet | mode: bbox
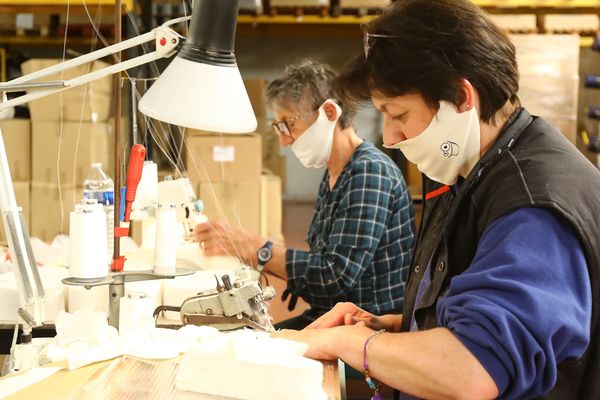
[363,329,386,400]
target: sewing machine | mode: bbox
[154,273,276,332]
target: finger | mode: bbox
[306,312,344,330]
[203,241,229,257]
[194,230,212,242]
[344,313,354,326]
[271,329,297,339]
[194,222,211,234]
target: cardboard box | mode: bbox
[260,174,284,244]
[406,162,422,200]
[243,79,267,120]
[32,121,113,184]
[243,79,269,133]
[340,0,391,8]
[544,116,577,145]
[0,13,51,29]
[30,183,83,243]
[270,0,328,6]
[0,119,31,181]
[490,14,537,33]
[510,34,580,77]
[0,182,30,243]
[544,14,599,34]
[263,153,286,193]
[185,133,262,185]
[519,75,579,118]
[198,180,261,235]
[21,58,113,122]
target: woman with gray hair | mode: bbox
[194,60,416,328]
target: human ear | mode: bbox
[322,100,339,121]
[457,79,475,113]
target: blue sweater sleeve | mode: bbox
[436,208,591,399]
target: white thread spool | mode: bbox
[131,161,158,219]
[119,291,155,335]
[153,203,177,275]
[69,199,108,280]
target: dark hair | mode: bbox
[336,0,520,123]
[266,60,356,129]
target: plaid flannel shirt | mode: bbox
[286,141,416,322]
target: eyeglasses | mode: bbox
[363,31,454,68]
[271,110,315,137]
[363,32,400,60]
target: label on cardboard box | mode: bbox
[16,13,34,29]
[213,145,235,162]
[185,133,261,184]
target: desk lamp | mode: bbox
[0,0,256,355]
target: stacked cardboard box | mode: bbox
[0,119,31,243]
[185,79,286,242]
[260,174,284,244]
[510,34,580,144]
[21,59,113,123]
[243,79,287,191]
[186,131,263,235]
[22,59,114,242]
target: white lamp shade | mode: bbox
[138,57,257,133]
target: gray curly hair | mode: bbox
[266,60,356,129]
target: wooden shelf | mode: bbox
[237,15,374,25]
[0,0,133,14]
[0,35,118,46]
[473,0,600,7]
[0,0,132,6]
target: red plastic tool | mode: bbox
[123,144,146,222]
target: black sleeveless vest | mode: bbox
[401,108,600,399]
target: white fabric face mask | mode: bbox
[383,101,481,185]
[290,100,341,169]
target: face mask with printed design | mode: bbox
[384,101,481,185]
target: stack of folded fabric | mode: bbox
[176,329,327,400]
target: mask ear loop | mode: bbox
[320,99,343,122]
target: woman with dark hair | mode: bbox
[195,60,415,329]
[274,1,600,399]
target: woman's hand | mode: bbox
[306,302,403,332]
[272,328,340,360]
[194,221,263,266]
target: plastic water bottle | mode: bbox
[83,163,114,261]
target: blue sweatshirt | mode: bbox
[437,207,591,399]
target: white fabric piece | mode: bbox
[384,101,481,185]
[119,325,215,360]
[176,330,327,400]
[39,310,123,370]
[0,366,63,398]
[66,341,123,370]
[42,311,216,371]
[0,266,67,322]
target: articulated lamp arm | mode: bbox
[0,16,189,110]
[0,17,189,333]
